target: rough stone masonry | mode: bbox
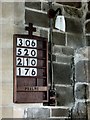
[25,1,90,119]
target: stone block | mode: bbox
[25,2,41,10]
[0,81,2,106]
[87,61,90,83]
[1,119,65,120]
[54,54,72,64]
[53,45,74,56]
[2,70,13,83]
[53,62,72,85]
[46,118,66,120]
[41,2,49,12]
[62,46,74,56]
[67,33,83,48]
[0,2,2,19]
[45,117,68,120]
[2,107,13,118]
[0,48,2,67]
[0,70,2,83]
[0,107,2,119]
[87,47,90,60]
[14,25,27,34]
[33,27,41,36]
[75,83,89,99]
[75,48,90,82]
[51,108,69,117]
[85,21,90,33]
[0,24,2,48]
[86,36,90,46]
[88,105,90,120]
[66,17,83,33]
[0,84,2,106]
[14,2,25,25]
[25,9,48,27]
[72,102,87,119]
[53,32,65,46]
[40,29,48,38]
[56,86,74,106]
[40,30,65,45]
[74,47,89,62]
[2,2,14,19]
[56,2,81,8]
[13,106,25,118]
[2,83,13,106]
[42,2,62,12]
[53,45,63,54]
[13,103,43,110]
[89,84,90,100]
[2,48,13,71]
[13,103,43,108]
[2,23,14,48]
[75,60,89,82]
[64,6,82,18]
[45,36,66,59]
[27,108,50,118]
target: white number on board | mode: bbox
[17,38,37,48]
[16,48,37,57]
[29,49,37,57]
[30,68,37,76]
[24,58,37,66]
[17,67,37,76]
[17,38,25,46]
[16,48,24,56]
[16,57,23,66]
[29,58,37,66]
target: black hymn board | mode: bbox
[13,23,48,103]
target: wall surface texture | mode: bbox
[0,0,90,119]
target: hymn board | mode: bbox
[13,23,48,103]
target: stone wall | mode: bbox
[0,0,90,119]
[84,1,90,120]
[1,1,26,119]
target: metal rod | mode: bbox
[85,84,88,120]
[49,2,54,89]
[71,56,75,119]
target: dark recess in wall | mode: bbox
[86,12,90,20]
[88,1,90,11]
